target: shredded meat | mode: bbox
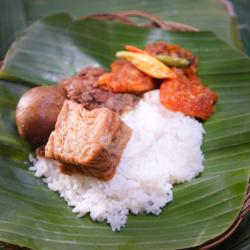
[45,100,132,181]
[145,41,196,60]
[98,60,155,93]
[60,67,139,113]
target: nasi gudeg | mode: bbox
[16,41,218,181]
[16,41,218,230]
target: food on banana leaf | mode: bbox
[61,66,139,111]
[16,41,217,231]
[99,60,155,93]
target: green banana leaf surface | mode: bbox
[230,0,250,56]
[0,13,250,250]
[0,0,234,59]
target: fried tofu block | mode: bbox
[45,100,131,180]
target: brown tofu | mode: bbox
[45,100,131,180]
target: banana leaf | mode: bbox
[0,0,27,59]
[230,0,250,56]
[214,213,250,250]
[0,0,237,59]
[0,13,250,250]
[23,0,233,43]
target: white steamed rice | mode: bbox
[30,90,204,231]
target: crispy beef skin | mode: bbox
[60,67,139,113]
[98,60,155,93]
[145,42,218,120]
[45,100,131,181]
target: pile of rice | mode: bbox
[30,90,204,231]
